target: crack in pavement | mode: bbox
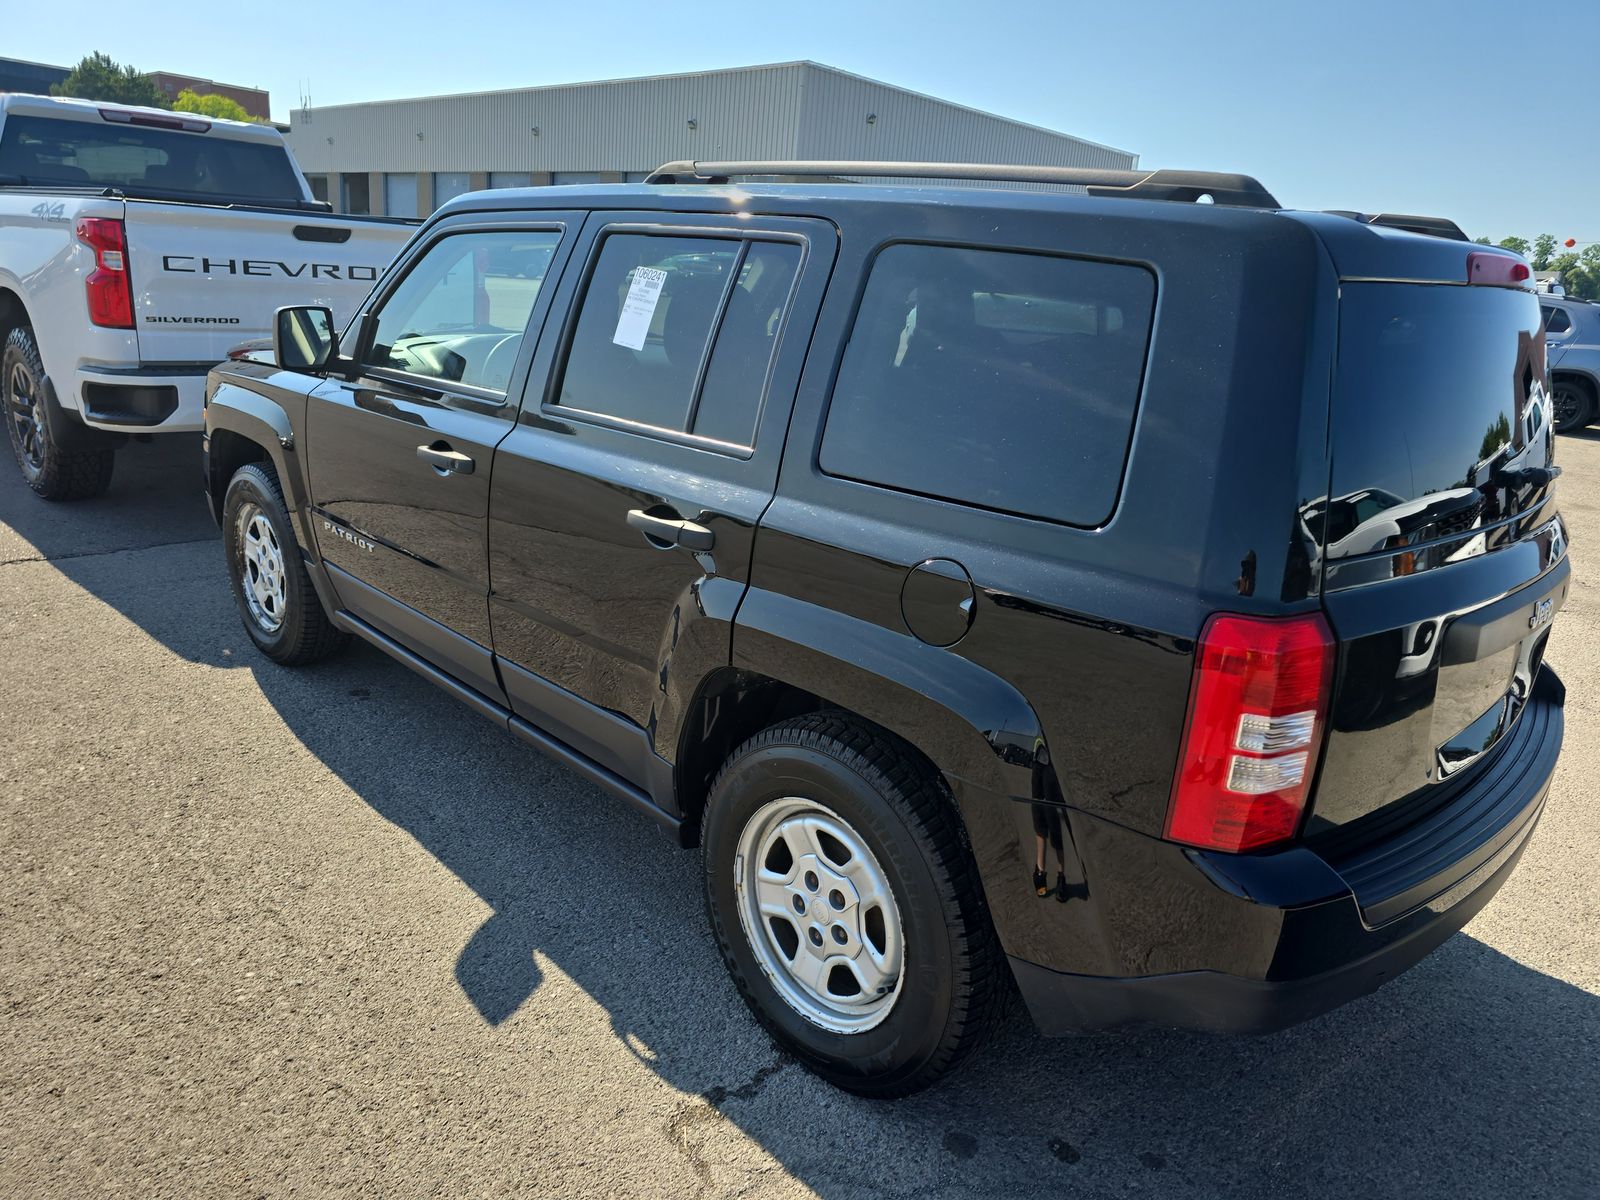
[664,1059,791,1196]
[0,536,215,569]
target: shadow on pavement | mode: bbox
[246,642,1598,1200]
[0,435,216,565]
[5,431,1596,1197]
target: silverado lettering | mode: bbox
[162,255,380,282]
[145,316,242,325]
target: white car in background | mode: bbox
[0,93,414,499]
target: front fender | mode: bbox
[204,367,325,579]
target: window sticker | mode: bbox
[612,266,668,351]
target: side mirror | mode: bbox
[273,305,337,373]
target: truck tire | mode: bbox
[3,325,115,500]
[702,714,1007,1097]
[1553,376,1596,434]
[222,462,348,665]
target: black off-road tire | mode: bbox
[702,713,1007,1097]
[1553,376,1597,434]
[3,325,115,500]
[222,462,348,666]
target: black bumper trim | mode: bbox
[1012,777,1546,1035]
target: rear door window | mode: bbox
[1542,306,1572,334]
[819,243,1155,527]
[554,233,802,447]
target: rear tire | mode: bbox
[222,462,348,666]
[3,325,115,500]
[1553,376,1596,434]
[702,714,1006,1097]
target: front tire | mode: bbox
[1553,377,1596,434]
[702,714,1006,1097]
[3,325,115,500]
[222,462,347,665]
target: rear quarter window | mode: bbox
[819,243,1155,527]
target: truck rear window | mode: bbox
[0,115,304,205]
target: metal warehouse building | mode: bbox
[284,61,1137,217]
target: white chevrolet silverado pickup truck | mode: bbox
[0,93,413,499]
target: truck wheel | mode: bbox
[1553,377,1596,434]
[222,462,348,666]
[3,326,115,500]
[702,714,1006,1097]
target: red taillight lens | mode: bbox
[75,217,133,329]
[1466,251,1531,288]
[1166,613,1335,853]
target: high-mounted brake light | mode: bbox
[97,107,210,133]
[1466,252,1531,288]
[1165,613,1335,853]
[75,217,134,329]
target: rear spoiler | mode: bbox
[1325,210,1470,242]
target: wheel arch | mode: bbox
[673,600,1046,846]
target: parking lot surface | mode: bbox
[2,434,1597,1199]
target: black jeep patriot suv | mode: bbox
[203,162,1567,1096]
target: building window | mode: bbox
[340,172,370,215]
[489,172,533,189]
[307,175,330,203]
[551,171,605,186]
[433,172,472,209]
[383,172,418,218]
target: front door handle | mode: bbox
[626,508,715,551]
[417,443,475,474]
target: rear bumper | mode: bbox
[1010,666,1562,1036]
[73,366,209,433]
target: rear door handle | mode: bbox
[416,443,475,474]
[626,508,715,551]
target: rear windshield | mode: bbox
[1325,282,1547,557]
[0,114,304,205]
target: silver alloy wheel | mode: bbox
[7,358,45,475]
[734,796,905,1033]
[237,502,288,633]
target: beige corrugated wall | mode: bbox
[284,62,1135,179]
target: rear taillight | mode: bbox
[1166,613,1335,853]
[1466,251,1531,288]
[75,217,133,329]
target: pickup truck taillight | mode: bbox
[1165,613,1335,853]
[75,217,134,329]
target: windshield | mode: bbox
[0,114,305,205]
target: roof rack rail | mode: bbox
[644,160,1281,209]
[1325,211,1470,242]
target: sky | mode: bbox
[9,0,1596,241]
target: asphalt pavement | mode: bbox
[2,433,1597,1198]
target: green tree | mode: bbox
[1498,235,1530,256]
[1479,412,1512,460]
[1531,234,1557,271]
[172,89,256,123]
[50,52,168,108]
[1548,249,1600,301]
[1472,236,1493,245]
